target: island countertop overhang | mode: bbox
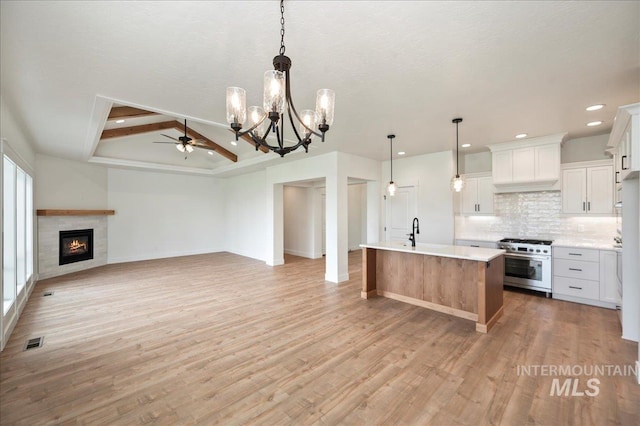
[359,242,505,262]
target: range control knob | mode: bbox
[529,248,533,252]
[543,249,548,253]
[536,249,541,253]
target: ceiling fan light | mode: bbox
[185,144,194,153]
[176,144,185,153]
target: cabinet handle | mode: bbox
[477,204,480,212]
[622,155,628,170]
[568,268,583,272]
[569,286,583,290]
[582,201,586,211]
[587,201,591,211]
[615,171,620,184]
[470,245,480,247]
[568,253,582,256]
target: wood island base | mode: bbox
[361,246,505,333]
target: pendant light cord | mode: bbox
[455,121,459,176]
[390,136,393,181]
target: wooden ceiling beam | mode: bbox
[228,129,269,153]
[107,106,158,121]
[100,120,177,139]
[185,127,237,163]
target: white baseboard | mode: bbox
[637,360,639,385]
[226,248,266,262]
[284,248,316,259]
[108,247,224,264]
[325,272,349,283]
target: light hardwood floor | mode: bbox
[1,251,638,425]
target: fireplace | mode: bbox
[59,229,94,265]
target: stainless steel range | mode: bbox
[498,238,553,296]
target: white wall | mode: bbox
[0,96,36,170]
[35,154,108,208]
[348,183,366,251]
[562,134,611,163]
[283,185,317,258]
[107,168,225,263]
[462,151,492,174]
[224,170,268,261]
[382,150,455,245]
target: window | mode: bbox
[3,155,34,314]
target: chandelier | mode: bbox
[226,0,335,157]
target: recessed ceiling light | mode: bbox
[207,151,214,155]
[115,119,125,124]
[586,104,605,111]
[398,151,406,155]
[587,121,603,127]
[230,140,238,146]
[461,143,471,148]
[515,133,528,139]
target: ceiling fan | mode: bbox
[153,119,209,159]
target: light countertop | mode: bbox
[552,240,621,252]
[360,242,505,262]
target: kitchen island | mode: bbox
[360,242,505,333]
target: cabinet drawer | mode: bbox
[455,239,497,249]
[553,247,599,262]
[554,258,599,280]
[553,276,599,300]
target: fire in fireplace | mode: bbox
[59,229,94,265]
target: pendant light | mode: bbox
[451,118,465,192]
[387,134,397,196]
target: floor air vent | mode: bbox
[23,336,44,351]
[43,291,54,297]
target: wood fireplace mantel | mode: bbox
[36,209,115,216]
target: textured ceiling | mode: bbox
[1,1,638,175]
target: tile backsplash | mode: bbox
[455,191,618,244]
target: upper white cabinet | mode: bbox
[608,103,640,181]
[488,133,565,192]
[561,161,614,214]
[460,174,493,214]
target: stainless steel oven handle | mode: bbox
[504,253,550,261]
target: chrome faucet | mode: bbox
[408,217,420,247]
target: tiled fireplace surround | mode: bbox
[38,216,107,280]
[456,191,618,244]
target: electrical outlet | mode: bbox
[577,224,585,232]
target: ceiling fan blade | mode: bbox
[152,141,178,144]
[161,134,180,142]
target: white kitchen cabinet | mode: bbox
[608,103,640,181]
[461,175,494,214]
[492,151,513,184]
[599,250,620,305]
[488,134,565,191]
[561,161,613,214]
[552,246,618,309]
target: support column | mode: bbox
[325,169,349,283]
[266,183,284,266]
[366,180,380,243]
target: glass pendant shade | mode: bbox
[247,106,268,136]
[315,89,335,126]
[185,144,194,153]
[388,181,397,196]
[451,175,465,192]
[176,144,186,153]
[299,110,318,139]
[226,87,246,125]
[263,70,285,114]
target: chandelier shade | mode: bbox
[226,0,335,157]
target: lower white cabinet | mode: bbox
[552,246,619,309]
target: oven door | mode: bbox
[504,253,551,291]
